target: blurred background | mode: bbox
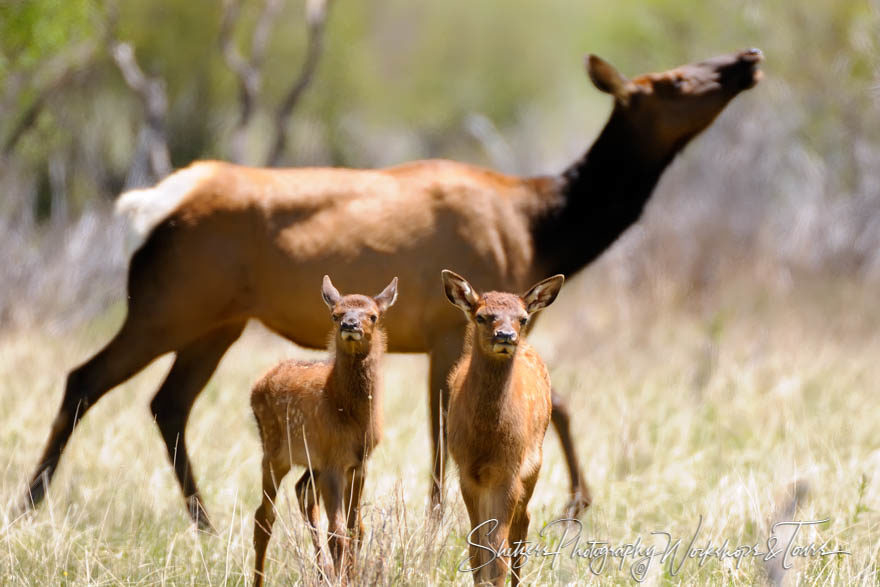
[2,2,879,583]
[1,0,878,332]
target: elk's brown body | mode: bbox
[19,50,763,528]
[443,270,563,586]
[251,276,397,585]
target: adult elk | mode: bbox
[19,49,763,529]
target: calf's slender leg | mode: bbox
[320,471,350,578]
[295,470,324,560]
[344,466,366,548]
[479,483,520,587]
[253,457,290,587]
[508,472,538,587]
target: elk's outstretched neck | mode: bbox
[531,110,675,277]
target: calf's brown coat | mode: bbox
[251,276,398,585]
[443,270,563,586]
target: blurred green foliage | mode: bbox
[0,0,96,79]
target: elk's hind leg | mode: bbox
[19,314,171,516]
[551,388,592,516]
[427,331,464,511]
[150,321,245,531]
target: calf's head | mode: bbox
[322,275,398,351]
[441,270,564,358]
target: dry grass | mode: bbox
[1,265,878,585]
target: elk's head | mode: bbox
[442,270,564,359]
[322,275,398,352]
[588,48,763,157]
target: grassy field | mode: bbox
[1,270,879,585]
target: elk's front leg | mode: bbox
[508,471,539,587]
[477,483,520,587]
[320,470,350,578]
[459,484,486,583]
[295,470,325,564]
[344,466,366,549]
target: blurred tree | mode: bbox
[0,0,877,262]
[219,0,285,164]
[1,0,98,155]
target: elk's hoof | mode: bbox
[563,489,592,518]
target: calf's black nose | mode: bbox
[493,330,517,344]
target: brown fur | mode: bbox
[442,270,563,586]
[20,50,762,527]
[251,276,397,585]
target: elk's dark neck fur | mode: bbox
[530,108,680,277]
[327,330,385,423]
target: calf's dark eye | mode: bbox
[370,315,377,323]
[476,315,486,324]
[520,317,528,326]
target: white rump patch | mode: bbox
[115,164,213,256]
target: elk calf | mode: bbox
[250,275,398,585]
[442,270,564,587]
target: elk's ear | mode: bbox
[441,270,480,314]
[587,54,632,106]
[374,277,399,313]
[522,274,565,314]
[321,275,341,310]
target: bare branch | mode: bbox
[220,0,256,107]
[219,0,248,76]
[108,39,172,186]
[265,0,332,167]
[219,0,284,163]
[110,42,149,95]
[251,0,284,68]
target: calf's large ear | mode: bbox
[441,270,480,314]
[374,277,399,312]
[522,274,565,314]
[322,275,342,309]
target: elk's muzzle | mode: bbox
[340,321,363,341]
[721,48,764,91]
[492,330,517,354]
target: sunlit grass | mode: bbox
[1,273,879,585]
